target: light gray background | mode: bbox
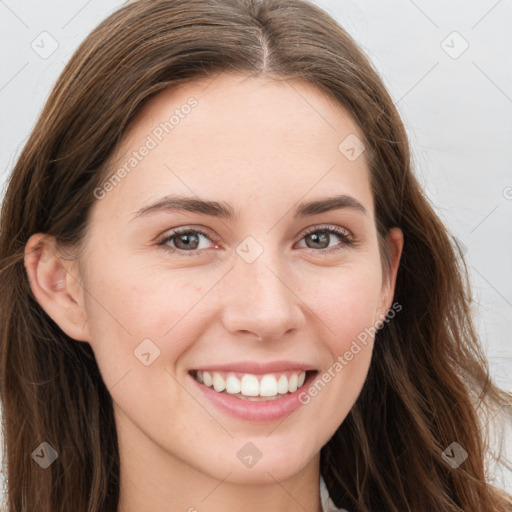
[1,0,511,495]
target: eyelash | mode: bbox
[156,224,355,256]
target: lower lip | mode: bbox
[189,371,318,423]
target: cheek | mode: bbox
[295,262,381,419]
[299,261,383,350]
[80,254,214,392]
[84,254,209,336]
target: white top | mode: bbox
[320,474,349,512]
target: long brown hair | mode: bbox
[0,0,510,510]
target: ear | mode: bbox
[376,227,404,325]
[24,233,91,343]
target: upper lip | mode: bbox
[191,361,317,374]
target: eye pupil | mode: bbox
[175,232,199,250]
[306,231,329,249]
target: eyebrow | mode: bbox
[131,193,368,221]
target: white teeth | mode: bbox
[212,372,226,392]
[259,375,277,397]
[241,374,260,396]
[195,370,310,398]
[288,373,298,393]
[202,371,212,387]
[225,374,241,394]
[277,374,289,394]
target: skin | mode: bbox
[24,73,403,512]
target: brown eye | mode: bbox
[173,231,201,250]
[304,231,331,250]
[297,225,354,254]
[158,228,215,255]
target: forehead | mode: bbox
[95,72,373,222]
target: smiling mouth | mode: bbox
[189,369,316,401]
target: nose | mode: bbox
[219,249,306,342]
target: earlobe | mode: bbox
[24,233,91,343]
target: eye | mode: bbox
[156,224,355,256]
[157,227,216,256]
[296,225,355,254]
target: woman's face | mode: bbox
[33,73,402,486]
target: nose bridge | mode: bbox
[220,238,304,338]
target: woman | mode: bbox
[0,0,510,511]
